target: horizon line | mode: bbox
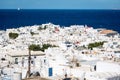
[0,8,120,10]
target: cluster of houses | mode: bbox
[0,23,120,80]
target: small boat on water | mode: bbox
[17,8,20,10]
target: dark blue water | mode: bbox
[0,9,120,33]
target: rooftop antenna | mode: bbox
[26,48,31,78]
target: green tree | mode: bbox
[88,42,104,49]
[38,25,47,31]
[30,32,35,36]
[41,44,57,52]
[29,44,41,51]
[38,27,43,31]
[29,44,58,52]
[9,32,19,39]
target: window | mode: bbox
[15,58,18,64]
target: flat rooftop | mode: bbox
[23,77,50,80]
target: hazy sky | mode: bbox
[0,0,120,9]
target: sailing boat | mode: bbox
[17,8,20,10]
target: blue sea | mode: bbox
[0,9,120,33]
